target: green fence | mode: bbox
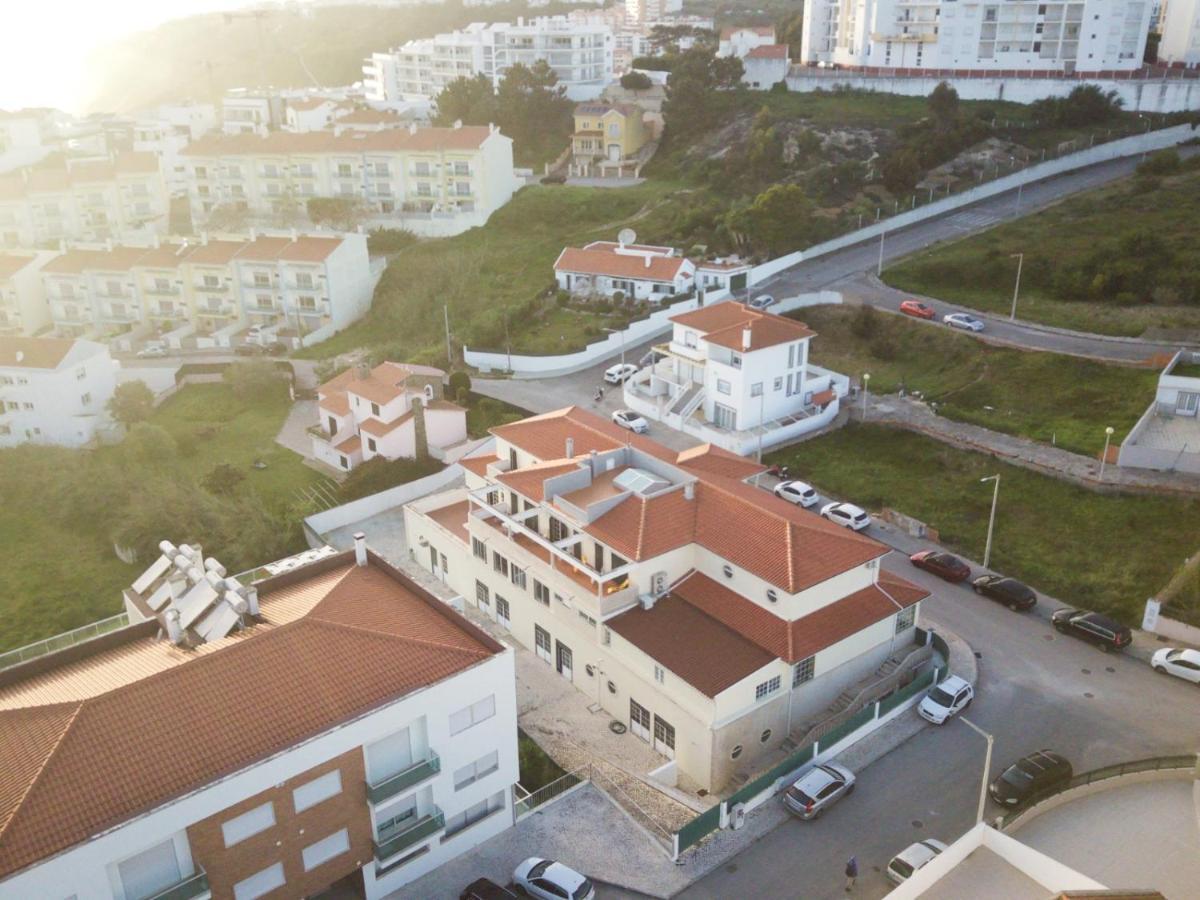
[815,703,876,751]
[879,668,937,717]
[675,803,723,855]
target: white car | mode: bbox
[943,312,985,332]
[612,409,648,433]
[1152,647,1200,684]
[887,839,949,884]
[917,674,974,724]
[603,363,638,384]
[774,480,819,508]
[748,294,776,310]
[136,344,167,358]
[820,502,871,531]
[513,858,595,900]
[782,763,856,820]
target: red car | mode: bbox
[910,550,971,583]
[900,299,936,320]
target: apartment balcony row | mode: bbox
[373,806,444,864]
[195,304,238,319]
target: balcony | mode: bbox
[196,306,236,319]
[373,808,444,862]
[366,751,441,804]
[246,300,280,314]
[149,307,187,322]
[194,283,228,293]
[146,869,210,900]
[145,286,180,297]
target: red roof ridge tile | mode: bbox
[302,616,492,662]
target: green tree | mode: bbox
[725,184,816,256]
[448,370,471,398]
[223,359,287,401]
[928,81,960,128]
[494,61,573,163]
[620,71,653,91]
[306,196,367,230]
[106,380,156,428]
[882,147,923,195]
[202,463,246,497]
[432,73,499,126]
[662,48,744,141]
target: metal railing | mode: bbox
[146,868,209,900]
[366,751,441,804]
[514,768,586,818]
[373,807,444,861]
[0,612,131,671]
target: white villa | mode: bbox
[553,240,696,301]
[0,336,116,448]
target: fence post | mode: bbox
[874,700,881,720]
[672,833,679,861]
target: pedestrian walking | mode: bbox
[844,856,858,893]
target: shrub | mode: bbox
[448,370,472,397]
[850,303,881,339]
[556,290,571,306]
[338,456,444,503]
[1136,149,1181,176]
[620,71,653,91]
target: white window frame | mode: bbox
[453,750,500,790]
[221,802,275,847]
[755,675,782,701]
[449,694,496,735]
[292,769,342,814]
[301,828,349,872]
[233,862,285,900]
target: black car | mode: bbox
[460,878,518,900]
[988,750,1072,807]
[1050,608,1132,651]
[972,575,1037,611]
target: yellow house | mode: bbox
[571,103,648,171]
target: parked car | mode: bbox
[820,502,871,531]
[783,763,856,820]
[943,312,985,332]
[1151,647,1200,684]
[748,294,776,310]
[972,575,1037,611]
[461,878,519,900]
[1050,608,1132,652]
[136,343,168,359]
[540,173,567,185]
[899,299,936,320]
[886,839,949,884]
[513,858,595,900]
[612,409,649,433]
[917,674,974,724]
[773,480,819,508]
[988,750,1072,807]
[909,550,971,583]
[603,363,638,384]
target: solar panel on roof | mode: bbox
[145,580,175,612]
[175,581,219,630]
[195,602,241,643]
[131,555,172,595]
[613,468,669,495]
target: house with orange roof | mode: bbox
[741,44,791,90]
[403,405,931,791]
[623,298,849,454]
[718,25,778,58]
[0,536,517,899]
[554,237,696,301]
[313,361,467,471]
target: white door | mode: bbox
[607,143,621,162]
[534,625,552,664]
[653,715,675,760]
[556,641,573,682]
[366,727,413,784]
[630,700,651,742]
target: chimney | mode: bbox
[565,437,574,458]
[684,482,695,500]
[249,226,257,241]
[165,608,184,644]
[742,327,752,352]
[353,532,368,567]
[290,227,298,241]
[245,586,260,617]
[412,396,430,461]
[408,122,418,135]
[643,255,651,269]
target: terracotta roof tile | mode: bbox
[319,392,351,417]
[0,337,79,370]
[181,125,494,158]
[460,454,498,478]
[0,254,39,279]
[359,410,414,437]
[279,236,342,263]
[185,239,246,266]
[554,246,690,282]
[497,458,582,502]
[670,300,814,352]
[335,433,362,454]
[747,44,789,59]
[674,443,766,481]
[788,572,927,661]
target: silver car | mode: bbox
[887,839,948,884]
[783,763,856,819]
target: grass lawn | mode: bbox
[767,424,1200,624]
[518,728,569,792]
[466,391,531,438]
[883,170,1200,336]
[799,306,1159,457]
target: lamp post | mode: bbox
[959,716,994,825]
[980,474,1000,569]
[1100,425,1115,480]
[861,373,870,420]
[1009,253,1024,320]
[877,231,886,276]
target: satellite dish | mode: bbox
[617,228,636,247]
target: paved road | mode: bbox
[676,479,1200,900]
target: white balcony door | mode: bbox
[1176,392,1199,417]
[117,839,182,900]
[366,727,413,784]
[555,641,573,682]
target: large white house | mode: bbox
[554,240,696,301]
[404,406,928,791]
[0,251,55,335]
[363,17,615,104]
[0,538,518,900]
[312,361,468,471]
[1161,0,1200,65]
[799,0,1153,72]
[0,336,116,447]
[624,300,849,454]
[718,25,779,58]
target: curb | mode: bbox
[590,879,668,899]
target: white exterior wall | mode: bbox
[425,406,469,449]
[742,55,790,88]
[704,335,811,430]
[719,29,778,58]
[0,252,54,335]
[0,342,115,448]
[1161,0,1200,64]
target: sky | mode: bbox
[0,1,256,113]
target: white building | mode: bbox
[799,0,1153,72]
[133,104,217,196]
[718,25,779,58]
[1161,0,1200,65]
[554,240,696,301]
[0,109,54,175]
[364,17,615,104]
[1118,349,1200,475]
[0,538,518,900]
[0,336,115,447]
[624,300,849,454]
[626,0,683,25]
[742,44,792,89]
[285,98,346,133]
[404,406,928,791]
[0,250,55,335]
[312,361,468,471]
[221,89,285,136]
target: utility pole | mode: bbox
[877,232,885,276]
[443,304,452,365]
[981,474,1000,569]
[1009,253,1024,320]
[1100,426,1115,480]
[504,310,512,373]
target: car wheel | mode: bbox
[973,585,983,594]
[845,783,855,796]
[1053,623,1067,634]
[1154,665,1166,674]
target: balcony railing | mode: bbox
[194,283,228,293]
[366,751,441,804]
[145,286,180,297]
[146,869,209,900]
[373,808,444,862]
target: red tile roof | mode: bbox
[0,254,39,279]
[553,246,691,283]
[181,125,495,157]
[670,300,815,352]
[747,44,789,60]
[0,554,503,879]
[498,458,583,503]
[359,410,415,437]
[0,337,78,370]
[460,454,499,478]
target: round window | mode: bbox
[766,589,778,604]
[730,745,743,760]
[607,680,617,694]
[723,564,734,579]
[760,729,772,743]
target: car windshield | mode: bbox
[927,687,955,707]
[787,785,815,805]
[891,859,915,878]
[1001,764,1035,786]
[528,861,552,879]
[574,878,594,899]
[1167,649,1186,661]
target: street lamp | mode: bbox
[1100,425,1115,480]
[602,327,626,370]
[877,231,886,276]
[862,373,870,420]
[980,474,1000,569]
[1009,253,1024,321]
[959,716,994,825]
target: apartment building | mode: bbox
[0,538,517,899]
[554,240,696,300]
[39,231,372,344]
[0,109,54,175]
[405,406,928,791]
[626,0,684,25]
[0,336,115,447]
[799,0,1153,72]
[133,104,217,196]
[0,250,55,334]
[312,361,467,471]
[363,17,614,104]
[180,124,519,238]
[0,152,169,248]
[1161,0,1200,65]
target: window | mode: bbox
[222,802,275,847]
[475,580,490,607]
[750,382,763,397]
[492,551,509,577]
[450,694,496,735]
[80,392,91,405]
[722,564,734,579]
[653,665,665,684]
[533,579,550,606]
[233,863,285,900]
[453,750,500,789]
[117,840,182,900]
[339,455,348,469]
[755,676,781,700]
[301,828,349,871]
[793,656,815,687]
[496,595,510,627]
[653,715,675,752]
[716,379,731,395]
[75,365,86,380]
[760,729,772,743]
[511,567,526,590]
[370,401,380,416]
[731,353,742,369]
[472,537,487,560]
[444,790,505,837]
[337,163,353,177]
[730,745,743,760]
[534,625,552,661]
[896,606,916,634]
[367,437,377,452]
[292,769,342,813]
